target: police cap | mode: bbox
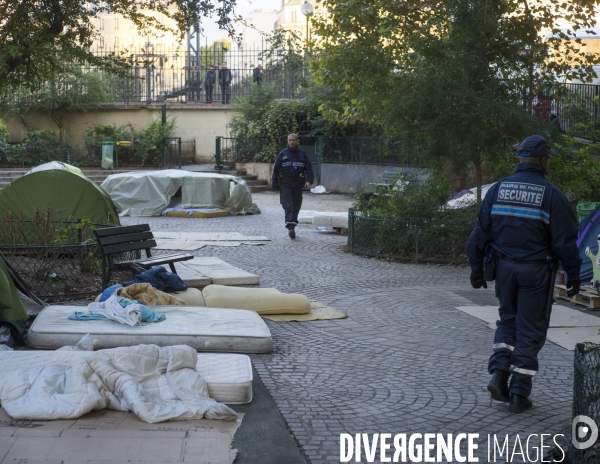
[518,135,557,157]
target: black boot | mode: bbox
[289,229,296,239]
[509,394,532,413]
[487,370,510,403]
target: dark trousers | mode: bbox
[488,259,552,397]
[221,84,231,104]
[205,84,214,103]
[280,186,303,230]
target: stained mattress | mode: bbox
[28,305,272,353]
[0,350,253,404]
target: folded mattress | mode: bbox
[28,305,272,353]
[0,350,252,404]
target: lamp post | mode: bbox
[301,0,314,42]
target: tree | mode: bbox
[0,0,237,94]
[8,67,116,139]
[312,0,600,200]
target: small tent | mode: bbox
[577,204,600,284]
[0,168,120,225]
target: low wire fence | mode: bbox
[347,208,476,263]
[569,343,600,464]
[0,219,116,301]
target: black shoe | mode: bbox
[289,229,296,239]
[509,394,532,413]
[487,370,510,403]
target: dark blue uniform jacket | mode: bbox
[466,163,581,278]
[271,147,314,190]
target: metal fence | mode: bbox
[0,219,116,301]
[550,83,600,140]
[347,208,476,263]
[46,45,308,105]
[569,343,600,464]
[215,134,410,169]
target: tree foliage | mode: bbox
[312,0,600,198]
[7,68,116,138]
[0,0,237,93]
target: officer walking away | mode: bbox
[271,133,314,239]
[218,62,232,104]
[204,65,216,104]
[466,135,581,413]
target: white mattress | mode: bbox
[0,350,253,404]
[28,305,272,353]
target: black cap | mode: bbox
[518,135,557,157]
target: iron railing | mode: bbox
[6,45,308,106]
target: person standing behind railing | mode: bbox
[253,64,263,85]
[204,65,216,105]
[218,62,232,104]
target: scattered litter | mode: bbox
[311,185,328,194]
[316,227,328,232]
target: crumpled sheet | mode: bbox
[70,295,165,326]
[0,344,237,423]
[118,283,185,306]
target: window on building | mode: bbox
[99,36,105,48]
[114,36,119,47]
[99,18,104,30]
[291,11,296,23]
[128,20,135,30]
[114,17,119,30]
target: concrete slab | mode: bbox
[179,257,259,286]
[456,305,600,328]
[456,305,600,351]
[312,212,348,228]
[546,327,600,350]
[297,210,318,224]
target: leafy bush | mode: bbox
[548,139,600,204]
[82,118,176,166]
[0,120,9,143]
[0,130,76,166]
[349,172,477,263]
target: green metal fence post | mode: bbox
[215,137,222,169]
[316,135,323,185]
[350,136,354,164]
[178,138,182,169]
[379,138,382,165]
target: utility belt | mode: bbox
[483,248,555,281]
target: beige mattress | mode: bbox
[202,284,311,315]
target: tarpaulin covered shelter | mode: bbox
[100,170,260,217]
[0,167,120,224]
[577,203,600,283]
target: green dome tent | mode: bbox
[0,169,120,225]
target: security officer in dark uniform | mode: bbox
[466,135,581,413]
[271,133,314,239]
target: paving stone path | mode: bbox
[122,191,574,463]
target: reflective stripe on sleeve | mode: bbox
[493,343,515,351]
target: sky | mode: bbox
[199,0,282,43]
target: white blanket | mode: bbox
[0,344,237,423]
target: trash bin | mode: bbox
[101,141,115,169]
[576,202,600,223]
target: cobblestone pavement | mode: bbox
[122,191,574,463]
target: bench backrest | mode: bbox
[94,224,156,257]
[382,169,400,184]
